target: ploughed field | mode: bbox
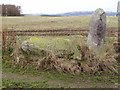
[2,16,118,31]
[2,16,118,37]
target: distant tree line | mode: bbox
[0,4,21,16]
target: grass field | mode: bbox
[2,16,118,31]
[2,59,118,88]
[2,16,118,88]
[2,35,118,88]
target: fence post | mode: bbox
[10,31,16,47]
[2,31,7,52]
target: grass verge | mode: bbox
[2,60,118,88]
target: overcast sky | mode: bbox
[0,0,119,14]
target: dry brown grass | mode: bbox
[5,35,117,75]
[2,16,118,31]
[2,15,118,75]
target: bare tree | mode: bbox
[0,4,21,16]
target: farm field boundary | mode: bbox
[1,28,118,37]
[1,28,118,52]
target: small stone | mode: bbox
[21,41,29,52]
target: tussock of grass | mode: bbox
[7,36,118,75]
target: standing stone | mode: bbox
[117,1,120,16]
[87,8,106,52]
[117,1,120,13]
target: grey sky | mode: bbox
[0,0,119,14]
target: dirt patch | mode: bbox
[2,72,118,88]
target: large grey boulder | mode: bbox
[87,8,106,52]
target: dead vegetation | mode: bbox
[5,36,118,75]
